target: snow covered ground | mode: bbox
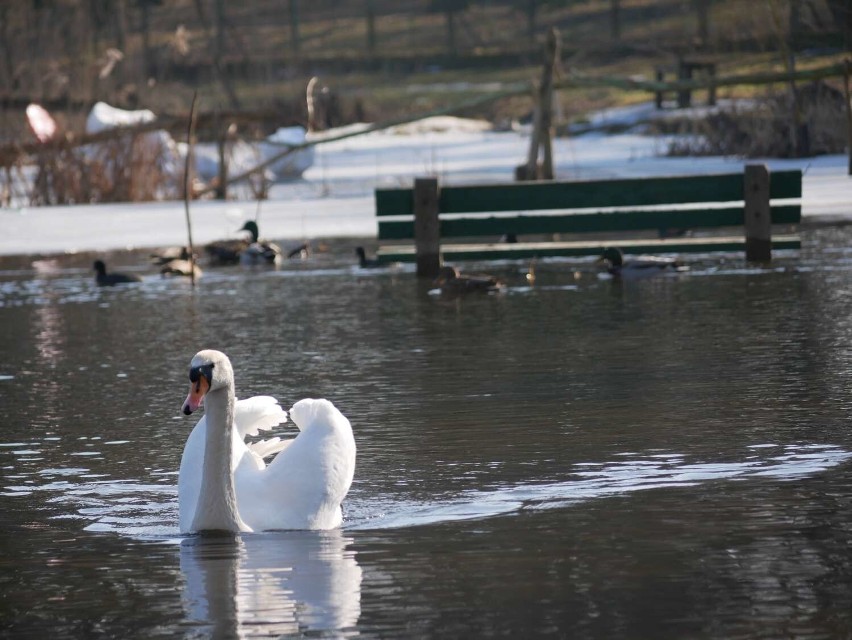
[2,106,850,257]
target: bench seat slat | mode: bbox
[378,205,801,240]
[375,234,801,263]
[375,171,802,217]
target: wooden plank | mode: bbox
[375,188,414,217]
[770,170,802,199]
[377,204,801,240]
[374,171,801,217]
[376,234,801,263]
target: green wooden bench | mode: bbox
[374,164,802,276]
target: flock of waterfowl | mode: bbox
[91,221,317,285]
[93,230,686,294]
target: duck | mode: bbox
[150,246,202,279]
[287,243,311,260]
[160,258,202,279]
[241,220,295,267]
[204,221,258,266]
[149,246,193,267]
[355,246,382,269]
[178,349,356,533]
[93,259,142,286]
[434,265,505,294]
[597,247,686,279]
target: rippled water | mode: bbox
[3,230,852,638]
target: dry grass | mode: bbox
[664,80,847,158]
[28,133,180,205]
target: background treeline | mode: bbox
[0,0,849,137]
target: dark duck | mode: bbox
[434,265,505,294]
[598,247,686,279]
[93,260,142,286]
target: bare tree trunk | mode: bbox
[524,28,560,180]
[289,0,301,56]
[526,0,537,45]
[0,5,17,91]
[139,0,154,77]
[113,0,127,53]
[366,0,376,57]
[844,60,852,175]
[211,0,240,108]
[694,0,710,48]
[446,9,457,56]
[826,0,852,50]
[610,0,621,40]
[768,0,808,156]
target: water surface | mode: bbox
[3,230,852,638]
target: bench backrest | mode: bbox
[375,170,802,240]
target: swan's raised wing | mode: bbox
[235,396,287,438]
[235,396,291,465]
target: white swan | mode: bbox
[178,349,356,534]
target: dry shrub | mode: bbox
[29,132,182,205]
[665,81,847,158]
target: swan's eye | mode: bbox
[189,363,215,385]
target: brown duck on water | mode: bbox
[150,246,202,279]
[433,265,505,295]
[204,221,258,266]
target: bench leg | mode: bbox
[744,164,772,262]
[414,177,441,278]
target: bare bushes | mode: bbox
[665,81,847,158]
[28,132,182,205]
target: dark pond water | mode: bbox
[3,231,852,638]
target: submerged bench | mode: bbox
[374,164,802,276]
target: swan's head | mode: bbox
[182,349,234,415]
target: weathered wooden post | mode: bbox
[520,27,560,181]
[744,164,772,262]
[844,60,852,176]
[414,177,441,278]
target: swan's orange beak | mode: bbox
[182,375,210,415]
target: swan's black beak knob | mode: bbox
[183,364,213,415]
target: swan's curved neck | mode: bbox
[192,383,244,533]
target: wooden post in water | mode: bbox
[413,177,441,278]
[184,92,199,287]
[843,59,852,176]
[744,164,772,262]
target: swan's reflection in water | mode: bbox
[180,529,361,638]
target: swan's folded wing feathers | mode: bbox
[248,436,293,459]
[288,397,348,433]
[234,396,287,438]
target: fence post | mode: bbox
[744,164,772,262]
[414,177,441,278]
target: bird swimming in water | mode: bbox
[93,260,142,286]
[160,258,202,279]
[149,246,193,267]
[151,246,202,279]
[204,221,259,266]
[355,246,382,269]
[598,247,686,279]
[434,265,505,294]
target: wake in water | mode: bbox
[7,442,850,537]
